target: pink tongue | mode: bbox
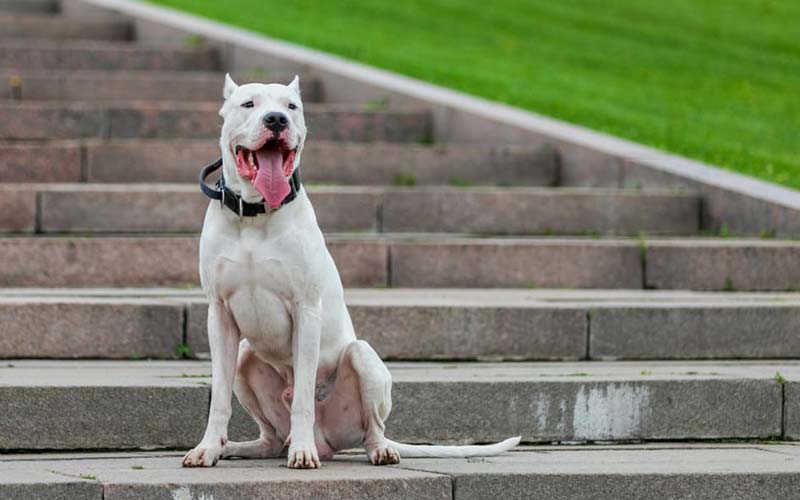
[253,149,290,209]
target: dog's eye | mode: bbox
[241,101,254,108]
[288,103,297,110]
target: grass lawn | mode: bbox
[148,0,800,189]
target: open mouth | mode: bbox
[234,139,297,209]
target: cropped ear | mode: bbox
[223,73,239,100]
[288,75,301,95]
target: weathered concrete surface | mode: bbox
[0,141,83,183]
[185,290,589,360]
[10,184,697,236]
[0,40,220,71]
[0,453,450,500]
[0,0,56,13]
[82,140,556,185]
[646,239,800,291]
[382,188,699,236]
[590,303,800,359]
[3,446,800,500]
[0,70,323,101]
[0,360,791,450]
[0,15,131,40]
[389,238,642,288]
[0,101,431,141]
[406,444,800,500]
[785,381,799,440]
[0,297,184,358]
[0,186,36,233]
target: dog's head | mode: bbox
[219,74,307,208]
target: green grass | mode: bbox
[147,0,800,189]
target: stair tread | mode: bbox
[5,445,799,499]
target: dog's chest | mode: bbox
[212,240,298,363]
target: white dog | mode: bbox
[183,74,520,469]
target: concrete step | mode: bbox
[0,70,324,102]
[1,288,800,360]
[4,445,800,500]
[0,0,56,13]
[0,360,795,450]
[0,14,132,40]
[0,235,797,290]
[0,139,556,186]
[0,184,699,236]
[0,102,431,141]
[0,39,219,71]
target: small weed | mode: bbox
[723,277,736,292]
[637,232,648,261]
[417,134,434,145]
[565,373,590,377]
[244,67,269,81]
[449,176,474,188]
[179,372,211,378]
[131,465,145,470]
[526,282,537,289]
[184,34,205,48]
[79,474,97,481]
[130,354,142,361]
[543,228,555,237]
[640,370,652,376]
[363,96,390,111]
[718,223,730,238]
[760,229,776,239]
[775,372,787,385]
[175,342,193,359]
[393,174,417,186]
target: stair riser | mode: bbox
[0,104,431,141]
[2,238,797,290]
[0,141,556,186]
[0,73,323,102]
[0,0,56,13]
[2,187,699,236]
[0,18,132,40]
[0,45,219,71]
[0,378,781,450]
[3,298,798,360]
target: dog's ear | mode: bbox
[288,75,301,96]
[223,73,239,100]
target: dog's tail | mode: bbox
[385,436,520,458]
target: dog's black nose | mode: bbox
[263,112,289,132]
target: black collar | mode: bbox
[199,157,302,217]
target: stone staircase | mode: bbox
[2,2,799,499]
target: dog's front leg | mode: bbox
[183,299,240,467]
[287,300,323,469]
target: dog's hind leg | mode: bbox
[222,340,289,460]
[322,340,399,465]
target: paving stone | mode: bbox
[0,361,788,450]
[389,238,642,288]
[0,70,323,102]
[382,187,699,235]
[0,141,83,183]
[0,297,184,358]
[0,185,36,233]
[646,239,800,291]
[0,40,220,71]
[590,304,800,359]
[406,445,800,500]
[785,381,799,440]
[0,15,131,40]
[1,454,450,500]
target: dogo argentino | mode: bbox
[184,74,520,469]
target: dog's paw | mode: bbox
[182,438,225,467]
[367,445,401,465]
[287,442,321,469]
